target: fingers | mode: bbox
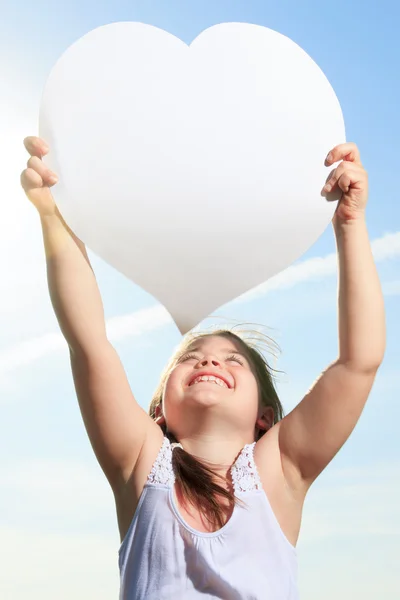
[20,167,43,194]
[27,155,58,185]
[322,162,364,195]
[335,172,353,194]
[20,158,58,196]
[325,142,361,167]
[23,136,49,159]
[21,136,57,215]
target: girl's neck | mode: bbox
[177,432,253,474]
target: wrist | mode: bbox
[40,208,71,233]
[39,212,65,231]
[333,211,367,234]
[40,212,63,228]
[333,213,370,255]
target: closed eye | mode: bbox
[178,352,200,363]
[178,352,245,366]
[226,354,244,365]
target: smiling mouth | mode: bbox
[189,375,229,388]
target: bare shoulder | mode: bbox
[254,422,308,548]
[113,427,165,544]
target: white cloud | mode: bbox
[0,305,172,380]
[372,231,400,260]
[382,279,400,296]
[106,304,172,340]
[301,462,400,543]
[238,230,400,302]
[0,332,66,374]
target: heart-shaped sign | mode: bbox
[39,22,345,334]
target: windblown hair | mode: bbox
[149,327,285,530]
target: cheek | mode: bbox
[239,373,260,404]
[162,370,184,413]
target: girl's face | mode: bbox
[160,335,265,439]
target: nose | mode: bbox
[199,356,221,367]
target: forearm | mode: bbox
[41,212,108,352]
[334,216,385,371]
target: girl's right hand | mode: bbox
[20,136,59,217]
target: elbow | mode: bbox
[339,334,386,375]
[338,353,385,375]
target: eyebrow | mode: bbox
[186,347,248,358]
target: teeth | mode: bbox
[191,375,228,388]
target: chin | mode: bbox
[185,388,226,407]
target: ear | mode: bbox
[154,403,166,426]
[255,406,274,433]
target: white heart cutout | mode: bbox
[39,22,345,334]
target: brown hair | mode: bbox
[149,327,285,530]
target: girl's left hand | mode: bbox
[321,142,368,223]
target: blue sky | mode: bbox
[1,1,399,599]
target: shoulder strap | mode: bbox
[147,438,263,491]
[231,442,263,493]
[147,437,175,486]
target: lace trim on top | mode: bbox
[147,438,263,493]
[147,437,175,486]
[231,443,263,493]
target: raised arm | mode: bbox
[21,136,162,492]
[270,143,386,490]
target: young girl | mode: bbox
[21,136,385,599]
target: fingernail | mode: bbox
[38,145,49,157]
[323,182,332,192]
[48,175,58,185]
[325,152,333,164]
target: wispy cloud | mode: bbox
[1,231,399,377]
[301,462,400,543]
[237,230,400,302]
[0,333,66,374]
[382,279,400,296]
[0,305,172,378]
[105,304,172,339]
